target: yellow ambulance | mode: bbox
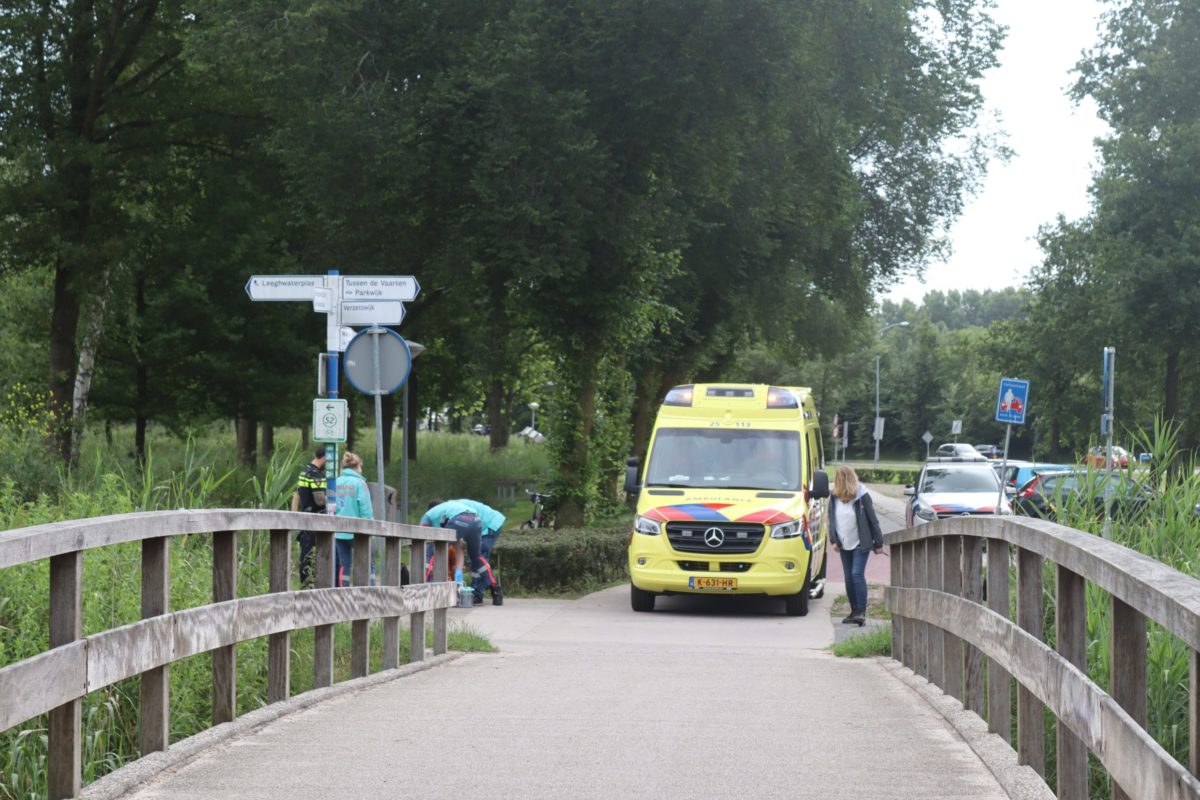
[625,383,830,615]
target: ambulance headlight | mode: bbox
[634,515,661,535]
[770,519,802,539]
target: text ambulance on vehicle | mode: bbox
[624,384,831,616]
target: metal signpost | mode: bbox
[247,271,421,519]
[994,377,1030,518]
[1101,347,1116,538]
[344,328,413,520]
[922,430,933,461]
[951,419,962,441]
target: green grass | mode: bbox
[832,627,892,658]
[829,588,892,621]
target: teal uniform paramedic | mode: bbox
[458,498,505,604]
[420,499,497,605]
[334,451,373,587]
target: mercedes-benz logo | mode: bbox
[704,527,725,548]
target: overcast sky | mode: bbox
[884,0,1111,305]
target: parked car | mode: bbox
[471,423,493,436]
[935,443,989,461]
[974,443,1003,459]
[905,459,1011,526]
[1084,446,1130,469]
[1013,469,1152,521]
[995,461,1073,490]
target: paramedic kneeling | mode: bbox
[420,499,495,605]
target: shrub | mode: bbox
[491,525,629,594]
[853,466,919,485]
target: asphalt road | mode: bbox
[122,503,1010,800]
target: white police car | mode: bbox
[905,458,1012,526]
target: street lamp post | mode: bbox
[529,401,540,431]
[874,321,910,467]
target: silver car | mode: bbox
[906,460,1012,526]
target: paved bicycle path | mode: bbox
[122,539,1011,800]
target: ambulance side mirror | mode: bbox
[810,470,830,499]
[624,456,641,498]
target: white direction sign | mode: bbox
[313,399,348,443]
[341,300,405,326]
[921,431,933,444]
[341,276,420,302]
[245,275,324,301]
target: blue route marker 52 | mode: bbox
[995,378,1030,425]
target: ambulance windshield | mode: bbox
[645,428,802,491]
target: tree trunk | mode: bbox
[1164,346,1181,426]
[49,263,82,462]
[346,395,358,452]
[236,417,257,467]
[134,275,149,464]
[69,271,111,465]
[260,422,274,462]
[487,378,509,452]
[630,365,662,465]
[381,393,396,465]
[135,415,147,463]
[555,360,600,527]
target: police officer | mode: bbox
[291,447,327,587]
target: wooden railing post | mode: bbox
[941,535,963,702]
[268,529,291,704]
[1016,546,1045,776]
[902,538,916,670]
[314,530,335,687]
[1191,649,1200,779]
[928,537,945,690]
[1111,596,1147,800]
[962,535,985,717]
[382,536,402,670]
[1056,564,1088,800]
[48,551,82,800]
[351,534,371,678]
[140,537,170,753]
[433,540,449,655]
[914,539,929,679]
[409,538,427,663]
[212,531,237,725]
[891,542,903,663]
[987,539,1012,743]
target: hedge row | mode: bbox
[491,525,630,594]
[853,466,920,485]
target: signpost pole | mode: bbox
[325,271,341,516]
[371,326,387,523]
[401,381,409,524]
[995,423,1012,518]
[1102,347,1116,539]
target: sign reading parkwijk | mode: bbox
[995,378,1030,425]
[341,276,420,302]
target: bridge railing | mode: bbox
[885,516,1200,800]
[0,509,458,799]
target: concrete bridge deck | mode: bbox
[115,492,1019,800]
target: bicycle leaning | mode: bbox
[519,489,553,529]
